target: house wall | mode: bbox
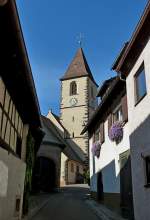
[0,77,24,152]
[126,39,150,220]
[89,111,130,211]
[67,160,84,184]
[0,78,28,220]
[0,147,26,220]
[60,152,68,186]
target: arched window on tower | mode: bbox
[70,81,77,95]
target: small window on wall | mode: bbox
[15,197,21,213]
[94,129,99,142]
[71,163,74,173]
[135,63,147,104]
[70,81,77,95]
[145,156,150,186]
[113,105,123,122]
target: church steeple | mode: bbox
[60,48,97,86]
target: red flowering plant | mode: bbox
[109,121,123,143]
[91,141,101,158]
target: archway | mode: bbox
[33,157,57,192]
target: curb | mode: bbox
[23,198,50,220]
[85,199,127,220]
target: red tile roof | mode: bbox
[60,48,98,86]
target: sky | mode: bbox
[17,0,147,116]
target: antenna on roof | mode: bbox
[77,33,84,48]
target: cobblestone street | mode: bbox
[30,185,101,220]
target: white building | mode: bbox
[82,77,134,218]
[113,1,150,219]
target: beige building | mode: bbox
[37,48,98,186]
[60,48,98,170]
[36,112,85,188]
[0,1,43,219]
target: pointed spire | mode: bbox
[60,48,97,86]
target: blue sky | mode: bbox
[17,0,147,116]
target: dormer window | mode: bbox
[70,81,77,95]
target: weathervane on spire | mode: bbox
[77,33,84,48]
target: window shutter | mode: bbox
[121,94,128,122]
[108,114,112,134]
[100,122,105,144]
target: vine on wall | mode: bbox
[23,131,35,215]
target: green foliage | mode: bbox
[23,131,35,215]
[83,170,90,185]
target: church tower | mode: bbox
[60,48,98,164]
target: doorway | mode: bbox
[97,171,104,201]
[34,157,56,192]
[120,151,134,219]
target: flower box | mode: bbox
[91,141,101,158]
[109,121,123,143]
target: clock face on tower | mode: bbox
[69,98,78,107]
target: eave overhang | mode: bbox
[0,0,42,128]
[112,1,150,76]
[81,77,125,135]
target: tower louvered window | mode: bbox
[70,81,77,95]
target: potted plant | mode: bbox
[91,141,101,158]
[109,121,123,143]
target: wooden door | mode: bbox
[120,151,134,219]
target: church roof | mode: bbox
[60,48,98,86]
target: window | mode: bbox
[71,163,74,172]
[76,165,79,173]
[14,196,21,216]
[72,116,74,122]
[15,197,21,212]
[72,132,74,138]
[145,156,150,186]
[135,63,147,104]
[94,129,100,142]
[0,78,23,152]
[70,81,77,95]
[113,105,123,122]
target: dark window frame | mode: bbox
[0,85,22,157]
[94,128,100,142]
[113,104,123,123]
[134,62,147,106]
[71,163,74,173]
[70,81,77,96]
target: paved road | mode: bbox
[31,185,101,220]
